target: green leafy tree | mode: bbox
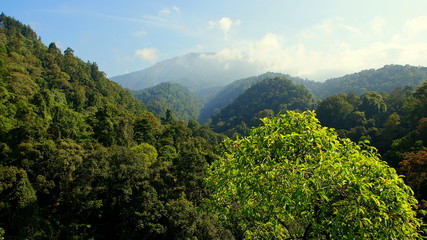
[359,91,387,119]
[206,111,422,239]
[0,165,37,238]
[164,194,234,240]
[316,94,355,129]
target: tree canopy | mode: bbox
[210,77,316,136]
[133,82,204,122]
[0,14,230,239]
[206,111,422,239]
[312,65,427,99]
[1,12,427,239]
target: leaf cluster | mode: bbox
[206,111,422,239]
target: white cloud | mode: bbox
[340,23,363,36]
[218,17,232,33]
[172,6,180,13]
[135,48,159,63]
[200,48,245,61]
[371,16,386,34]
[314,19,335,34]
[199,15,427,81]
[208,17,241,40]
[159,9,171,16]
[403,16,427,37]
[299,18,364,43]
[208,24,427,81]
[158,6,180,16]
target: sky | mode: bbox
[3,0,427,81]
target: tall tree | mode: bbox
[206,111,422,239]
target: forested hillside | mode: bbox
[313,65,427,98]
[199,65,425,123]
[0,14,230,239]
[1,13,425,239]
[198,72,319,123]
[210,77,316,136]
[133,82,204,122]
[316,82,427,201]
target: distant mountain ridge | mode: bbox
[110,52,263,93]
[199,64,427,123]
[111,52,427,123]
[313,64,427,98]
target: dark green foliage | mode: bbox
[199,72,319,123]
[2,12,427,239]
[315,82,427,225]
[0,14,229,239]
[210,77,316,136]
[134,82,204,122]
[316,93,358,129]
[316,82,427,157]
[199,65,424,123]
[313,64,427,99]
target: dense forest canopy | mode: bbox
[210,77,316,136]
[133,82,204,122]
[0,14,230,239]
[198,65,427,123]
[312,65,427,99]
[1,13,426,239]
[198,72,318,123]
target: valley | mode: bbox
[0,13,426,239]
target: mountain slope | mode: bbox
[110,52,263,93]
[314,65,427,98]
[0,14,229,239]
[133,82,204,122]
[198,72,319,123]
[210,77,316,136]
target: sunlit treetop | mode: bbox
[206,111,422,239]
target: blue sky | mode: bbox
[3,0,427,80]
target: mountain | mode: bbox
[0,14,230,239]
[2,14,426,239]
[198,72,319,123]
[110,52,263,93]
[314,65,427,98]
[210,77,316,136]
[199,65,427,123]
[133,82,204,122]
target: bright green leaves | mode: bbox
[131,143,158,167]
[206,111,422,239]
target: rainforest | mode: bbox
[0,14,426,239]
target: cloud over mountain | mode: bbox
[135,48,159,63]
[110,52,264,92]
